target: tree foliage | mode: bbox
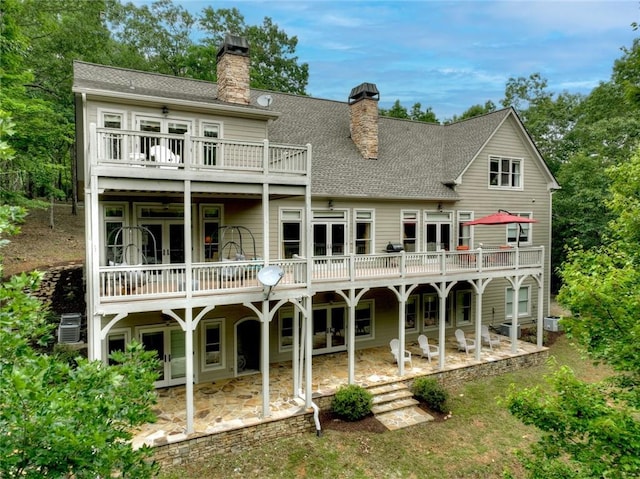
[379,99,439,123]
[0,205,160,478]
[504,147,640,478]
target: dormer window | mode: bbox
[489,156,522,189]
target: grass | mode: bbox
[158,335,610,479]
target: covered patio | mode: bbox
[131,333,544,448]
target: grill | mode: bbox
[385,243,404,253]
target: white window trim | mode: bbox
[279,207,304,258]
[457,211,474,248]
[423,210,453,252]
[199,204,223,262]
[97,108,128,129]
[200,121,223,138]
[488,155,524,190]
[201,318,225,372]
[103,327,131,364]
[405,294,419,332]
[505,212,533,246]
[455,290,473,326]
[278,307,296,352]
[101,202,128,266]
[353,208,375,254]
[505,286,531,319]
[355,299,375,341]
[401,209,420,253]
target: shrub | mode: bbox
[413,377,449,413]
[331,384,373,421]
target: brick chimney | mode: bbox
[216,34,250,105]
[349,83,380,160]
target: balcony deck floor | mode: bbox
[131,335,542,448]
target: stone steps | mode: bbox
[367,382,434,430]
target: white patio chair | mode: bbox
[417,334,439,363]
[389,339,412,368]
[454,329,476,356]
[481,325,501,350]
[149,145,180,167]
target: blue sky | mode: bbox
[155,1,638,120]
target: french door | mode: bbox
[425,212,452,251]
[312,306,346,353]
[134,116,191,160]
[313,223,346,256]
[139,327,186,388]
[140,221,185,264]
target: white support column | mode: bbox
[438,282,449,370]
[261,300,271,418]
[185,307,194,434]
[537,278,544,348]
[397,284,407,376]
[89,171,101,361]
[263,183,269,264]
[474,290,483,361]
[510,278,520,354]
[184,181,192,297]
[293,305,300,395]
[347,294,356,383]
[304,296,313,409]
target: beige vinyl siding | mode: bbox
[455,115,552,320]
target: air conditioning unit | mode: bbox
[58,313,82,343]
[499,322,521,338]
[544,316,561,332]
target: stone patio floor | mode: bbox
[131,335,542,448]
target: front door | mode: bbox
[312,306,346,353]
[139,327,186,388]
[313,223,346,256]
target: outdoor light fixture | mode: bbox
[162,106,169,116]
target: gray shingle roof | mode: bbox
[73,61,519,201]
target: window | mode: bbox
[105,328,130,365]
[422,294,439,329]
[402,211,418,252]
[506,286,530,319]
[201,205,221,261]
[279,308,295,351]
[281,209,302,258]
[201,319,223,370]
[202,123,220,166]
[455,290,473,325]
[489,156,522,188]
[100,112,124,160]
[355,301,374,339]
[354,210,373,254]
[457,211,473,248]
[405,295,419,332]
[506,213,532,245]
[104,204,125,265]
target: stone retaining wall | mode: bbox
[153,347,549,468]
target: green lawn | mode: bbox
[159,335,608,479]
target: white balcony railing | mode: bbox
[97,247,544,303]
[91,125,309,176]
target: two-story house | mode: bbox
[73,34,558,437]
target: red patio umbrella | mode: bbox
[463,210,538,246]
[463,211,538,226]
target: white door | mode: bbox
[140,220,185,265]
[139,327,186,388]
[134,116,191,161]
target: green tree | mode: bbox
[445,100,496,124]
[0,203,160,477]
[380,100,439,123]
[504,147,640,478]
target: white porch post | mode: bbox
[510,277,520,354]
[537,277,544,348]
[261,300,271,418]
[474,289,483,361]
[347,289,356,383]
[438,282,447,370]
[293,304,300,395]
[185,308,194,434]
[397,284,407,376]
[89,170,101,361]
[184,181,194,434]
[304,296,313,409]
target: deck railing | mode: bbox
[91,125,309,176]
[98,247,543,302]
